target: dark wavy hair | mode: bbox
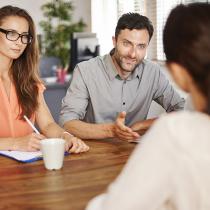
[0,5,41,119]
[163,3,210,114]
[115,12,154,41]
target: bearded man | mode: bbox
[59,13,185,141]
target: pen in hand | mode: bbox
[23,115,40,134]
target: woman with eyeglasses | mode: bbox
[0,5,89,153]
[86,3,210,210]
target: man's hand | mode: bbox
[114,111,140,142]
[130,118,157,136]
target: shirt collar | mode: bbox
[104,48,144,81]
[104,52,118,80]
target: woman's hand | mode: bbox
[62,132,89,153]
[12,133,45,152]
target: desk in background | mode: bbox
[0,139,135,210]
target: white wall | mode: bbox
[0,0,91,34]
[72,0,91,32]
[91,0,118,55]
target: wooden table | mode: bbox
[0,139,135,210]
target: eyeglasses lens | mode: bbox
[6,31,32,44]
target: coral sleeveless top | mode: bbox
[0,78,44,137]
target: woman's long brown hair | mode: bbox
[163,3,210,115]
[0,5,41,119]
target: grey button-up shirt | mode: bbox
[59,54,185,126]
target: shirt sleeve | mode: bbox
[86,116,177,210]
[153,67,185,112]
[59,66,90,126]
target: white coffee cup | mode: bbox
[41,138,65,170]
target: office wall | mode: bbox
[0,0,91,34]
[91,0,118,55]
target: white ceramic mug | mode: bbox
[41,138,65,170]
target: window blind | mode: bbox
[117,0,209,60]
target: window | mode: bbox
[91,0,118,55]
[155,0,209,60]
[156,0,182,60]
[117,0,146,18]
[117,0,209,60]
[92,0,209,59]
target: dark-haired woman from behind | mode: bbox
[0,5,89,153]
[86,3,210,210]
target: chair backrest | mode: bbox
[39,56,61,78]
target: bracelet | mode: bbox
[63,131,74,137]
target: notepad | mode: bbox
[0,150,42,163]
[0,150,70,163]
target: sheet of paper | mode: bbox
[0,150,42,162]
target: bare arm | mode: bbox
[0,134,45,152]
[130,118,157,136]
[0,93,61,152]
[64,112,139,141]
[0,137,17,151]
[35,92,89,153]
[0,89,60,152]
[64,120,115,140]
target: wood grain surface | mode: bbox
[0,139,136,210]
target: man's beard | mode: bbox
[114,49,140,73]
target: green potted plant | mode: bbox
[39,0,86,68]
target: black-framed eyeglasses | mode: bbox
[0,28,33,44]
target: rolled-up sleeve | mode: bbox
[153,68,185,112]
[59,66,89,126]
